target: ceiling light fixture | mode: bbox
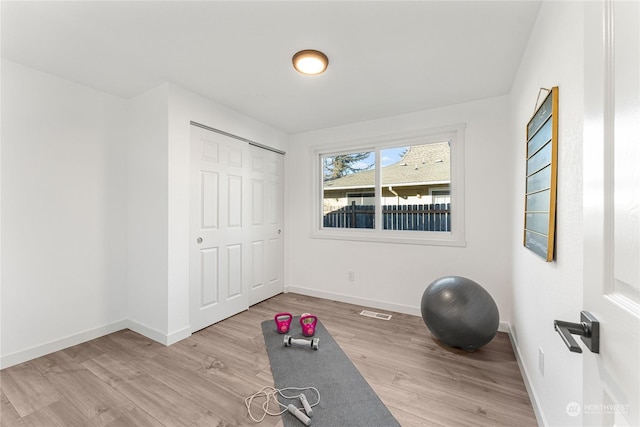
[292,50,329,75]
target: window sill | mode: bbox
[310,228,466,247]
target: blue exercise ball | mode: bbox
[421,276,499,351]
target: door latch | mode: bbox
[554,311,599,353]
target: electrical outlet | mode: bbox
[538,348,544,376]
[348,271,355,281]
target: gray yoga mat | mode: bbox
[261,317,400,427]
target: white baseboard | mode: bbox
[498,321,510,333]
[125,319,167,345]
[126,319,192,346]
[166,325,191,345]
[507,324,546,427]
[1,320,193,369]
[285,285,421,317]
[0,320,128,369]
[286,285,511,335]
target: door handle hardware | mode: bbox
[554,311,599,354]
[197,237,203,244]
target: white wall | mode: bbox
[125,84,171,342]
[286,95,514,323]
[1,60,128,367]
[508,2,585,426]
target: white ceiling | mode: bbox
[1,1,541,134]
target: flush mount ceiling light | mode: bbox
[292,49,329,75]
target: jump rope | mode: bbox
[245,385,320,424]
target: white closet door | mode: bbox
[189,125,250,332]
[248,145,284,305]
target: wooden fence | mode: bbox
[323,202,450,231]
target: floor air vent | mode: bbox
[359,310,392,320]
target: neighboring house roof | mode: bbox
[324,142,451,190]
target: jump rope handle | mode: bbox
[299,394,313,417]
[287,404,311,426]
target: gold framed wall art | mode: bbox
[524,87,558,261]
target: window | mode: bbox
[322,151,375,229]
[313,125,465,246]
[430,188,451,204]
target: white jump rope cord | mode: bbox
[244,386,320,423]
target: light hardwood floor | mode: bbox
[1,293,537,426]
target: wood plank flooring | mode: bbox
[1,293,537,426]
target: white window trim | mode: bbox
[310,124,466,247]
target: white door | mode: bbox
[189,125,250,332]
[248,145,285,305]
[583,1,639,426]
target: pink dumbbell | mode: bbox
[274,312,293,334]
[300,313,318,337]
